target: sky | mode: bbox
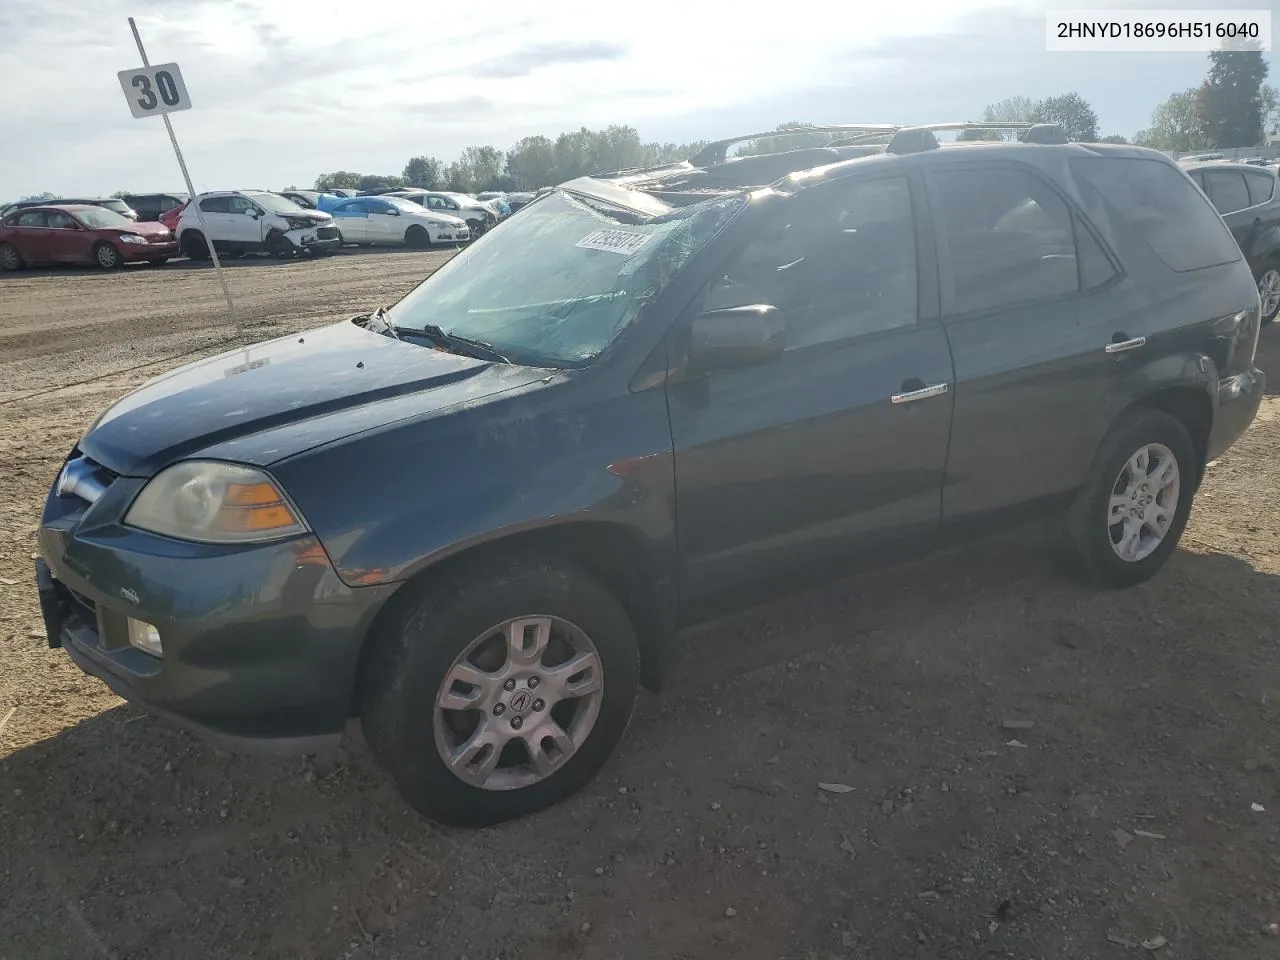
[0,0,1274,200]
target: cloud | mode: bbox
[468,40,628,79]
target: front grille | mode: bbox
[316,226,338,240]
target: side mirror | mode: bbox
[384,208,400,216]
[687,304,785,374]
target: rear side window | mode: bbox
[931,167,1081,313]
[1203,170,1250,215]
[200,196,231,213]
[1069,157,1240,272]
[1245,170,1276,206]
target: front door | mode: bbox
[42,210,94,264]
[666,173,954,603]
[224,195,266,248]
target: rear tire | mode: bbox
[181,231,210,261]
[94,242,122,270]
[359,554,639,828]
[405,224,431,249]
[1063,407,1196,589]
[0,242,22,271]
[1256,262,1280,325]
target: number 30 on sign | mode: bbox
[117,62,191,119]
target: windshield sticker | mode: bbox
[576,229,651,256]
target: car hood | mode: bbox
[283,210,333,223]
[78,319,550,477]
[111,221,171,239]
[412,211,467,227]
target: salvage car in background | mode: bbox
[327,195,470,247]
[395,190,499,236]
[119,193,188,223]
[0,204,176,269]
[3,197,139,221]
[1183,160,1280,323]
[176,190,341,260]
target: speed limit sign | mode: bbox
[117,62,191,119]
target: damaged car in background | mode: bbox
[35,122,1264,828]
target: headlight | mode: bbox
[285,217,313,230]
[125,461,309,544]
[118,234,148,244]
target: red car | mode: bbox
[0,204,178,271]
[159,202,187,232]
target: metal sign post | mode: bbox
[120,18,239,331]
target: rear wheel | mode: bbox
[0,242,22,271]
[94,242,122,270]
[181,231,209,261]
[405,224,431,249]
[360,554,639,827]
[1257,263,1280,324]
[1064,408,1196,589]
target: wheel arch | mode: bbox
[1125,385,1214,486]
[351,519,675,713]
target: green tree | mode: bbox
[1098,135,1129,144]
[1135,89,1211,151]
[402,156,443,189]
[459,146,506,190]
[958,96,1039,141]
[442,159,475,193]
[1032,92,1099,142]
[1259,83,1278,135]
[20,192,56,201]
[506,135,558,189]
[1195,48,1270,147]
[314,170,363,191]
[356,174,403,193]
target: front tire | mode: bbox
[0,242,22,271]
[1257,263,1280,325]
[1064,408,1196,589]
[181,231,210,261]
[360,554,639,828]
[94,242,122,270]
[466,218,486,239]
[405,224,431,249]
[268,231,295,259]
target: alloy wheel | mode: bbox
[1259,268,1280,320]
[1107,442,1181,563]
[0,244,19,270]
[433,615,604,791]
[96,244,120,269]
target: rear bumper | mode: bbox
[36,499,396,754]
[1207,365,1265,461]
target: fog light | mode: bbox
[127,618,163,657]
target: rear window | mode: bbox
[1068,157,1240,272]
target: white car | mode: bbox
[327,195,470,248]
[176,190,341,260]
[395,191,501,236]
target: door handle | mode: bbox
[891,382,949,405]
[1105,335,1146,355]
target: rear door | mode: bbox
[195,195,237,246]
[1201,168,1255,250]
[925,162,1127,528]
[667,172,955,601]
[9,210,52,261]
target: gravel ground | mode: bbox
[2,252,1279,960]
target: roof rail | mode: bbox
[829,122,1037,147]
[689,124,899,166]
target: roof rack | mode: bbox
[689,125,900,166]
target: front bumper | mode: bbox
[36,473,396,754]
[120,240,179,261]
[284,226,341,254]
[1207,365,1266,461]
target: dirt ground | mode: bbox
[2,252,1279,960]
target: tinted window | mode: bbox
[44,211,74,229]
[1075,219,1117,289]
[1069,157,1240,272]
[228,195,259,215]
[706,177,919,347]
[1203,170,1250,214]
[16,211,45,227]
[1245,170,1276,206]
[200,196,231,213]
[931,167,1078,313]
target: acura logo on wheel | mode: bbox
[508,690,532,714]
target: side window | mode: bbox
[1244,171,1276,206]
[227,196,257,215]
[44,211,74,229]
[705,176,919,349]
[1203,170,1250,214]
[931,166,1078,313]
[200,196,231,214]
[1069,157,1240,272]
[16,211,45,227]
[1075,219,1118,289]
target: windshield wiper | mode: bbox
[408,323,511,364]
